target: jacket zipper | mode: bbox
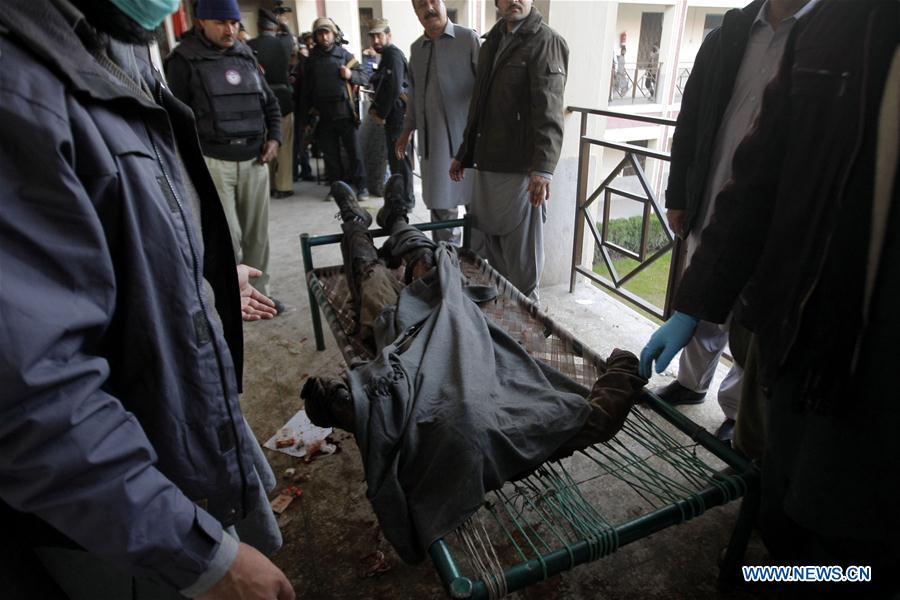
[150,83,249,513]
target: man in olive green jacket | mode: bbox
[450,0,567,300]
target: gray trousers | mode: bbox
[675,318,743,420]
[204,157,272,296]
[430,207,461,245]
[471,210,543,301]
[469,171,544,301]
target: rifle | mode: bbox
[344,57,360,125]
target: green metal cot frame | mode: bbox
[299,217,760,598]
[429,390,759,598]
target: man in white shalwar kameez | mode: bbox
[397,0,479,244]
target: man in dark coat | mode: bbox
[450,0,568,300]
[298,17,370,198]
[367,18,415,209]
[249,8,296,198]
[302,177,647,564]
[0,0,292,598]
[641,0,899,589]
[654,0,818,449]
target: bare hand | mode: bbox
[197,542,294,600]
[259,140,279,164]
[237,264,277,321]
[368,109,385,126]
[449,159,465,182]
[527,174,551,207]
[395,130,412,160]
[339,65,352,80]
[666,209,685,238]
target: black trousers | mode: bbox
[316,117,366,191]
[293,115,312,178]
[384,120,415,209]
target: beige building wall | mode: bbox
[296,0,323,34]
[238,1,263,37]
[541,0,619,287]
[678,5,728,63]
[379,0,425,58]
[614,4,648,58]
[444,0,474,30]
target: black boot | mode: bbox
[332,181,372,226]
[301,377,356,433]
[376,174,410,230]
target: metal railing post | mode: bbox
[569,110,591,292]
[300,233,326,351]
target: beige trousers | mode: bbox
[269,112,294,193]
[204,156,271,295]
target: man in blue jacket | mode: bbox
[0,0,292,598]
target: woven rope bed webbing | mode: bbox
[308,248,602,382]
[306,248,748,599]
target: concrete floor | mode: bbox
[238,169,775,599]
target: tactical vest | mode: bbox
[170,32,269,148]
[306,52,349,107]
[193,54,267,142]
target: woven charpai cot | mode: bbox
[304,244,756,600]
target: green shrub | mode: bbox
[593,215,669,263]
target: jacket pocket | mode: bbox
[547,62,566,77]
[791,66,851,98]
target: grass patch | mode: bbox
[589,216,673,323]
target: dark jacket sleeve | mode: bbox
[371,46,405,120]
[0,80,225,591]
[674,34,794,323]
[455,35,492,163]
[664,29,719,213]
[529,31,568,174]
[346,50,370,86]
[164,52,193,108]
[260,72,283,145]
[297,57,315,128]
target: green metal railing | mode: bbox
[567,107,684,320]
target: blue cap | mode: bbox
[196,0,241,21]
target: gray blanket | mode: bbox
[348,244,591,563]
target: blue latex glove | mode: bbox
[639,311,700,378]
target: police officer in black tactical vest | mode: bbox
[165,0,284,310]
[249,8,295,198]
[298,17,370,199]
[366,18,414,210]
